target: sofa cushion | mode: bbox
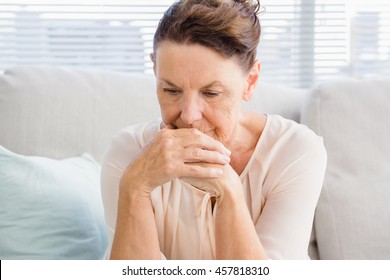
[301,77,390,259]
[0,66,161,162]
[244,82,307,123]
[0,146,108,259]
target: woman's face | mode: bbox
[153,41,259,146]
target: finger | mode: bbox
[172,128,231,156]
[179,163,224,178]
[161,123,176,130]
[184,147,230,165]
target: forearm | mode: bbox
[214,189,268,260]
[108,127,231,259]
[110,189,160,260]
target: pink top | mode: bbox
[101,115,327,259]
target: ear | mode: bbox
[150,53,156,74]
[242,61,261,102]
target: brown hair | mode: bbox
[153,0,261,72]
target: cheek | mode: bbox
[211,103,238,135]
[158,99,179,123]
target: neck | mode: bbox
[226,112,266,175]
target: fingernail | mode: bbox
[225,149,231,156]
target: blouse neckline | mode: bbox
[239,114,270,180]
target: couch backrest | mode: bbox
[0,66,160,162]
[301,77,390,259]
[0,65,307,162]
[244,81,308,122]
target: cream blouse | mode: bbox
[101,114,327,259]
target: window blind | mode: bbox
[349,0,390,79]
[0,0,389,88]
[0,0,172,72]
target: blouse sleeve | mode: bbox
[100,120,160,259]
[254,126,327,259]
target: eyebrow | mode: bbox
[159,79,179,88]
[159,79,226,90]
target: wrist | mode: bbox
[117,184,153,220]
[216,177,244,207]
[119,168,153,199]
[119,181,151,201]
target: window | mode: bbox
[1,0,389,88]
[259,0,390,87]
[0,0,171,72]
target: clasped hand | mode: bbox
[119,127,239,198]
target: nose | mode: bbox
[180,93,203,126]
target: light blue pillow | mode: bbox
[0,146,108,259]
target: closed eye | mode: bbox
[163,88,180,95]
[202,91,220,98]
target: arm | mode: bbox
[255,139,327,259]
[182,164,269,259]
[102,127,231,260]
[110,186,160,259]
[181,132,327,259]
[256,162,326,259]
[214,178,268,259]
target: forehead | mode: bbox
[154,41,244,86]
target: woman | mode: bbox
[101,0,327,260]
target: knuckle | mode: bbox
[187,164,200,176]
[159,137,174,150]
[157,129,172,140]
[191,148,202,158]
[160,149,169,161]
[159,148,173,166]
[162,162,174,176]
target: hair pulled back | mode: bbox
[153,0,261,72]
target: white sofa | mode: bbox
[0,65,389,259]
